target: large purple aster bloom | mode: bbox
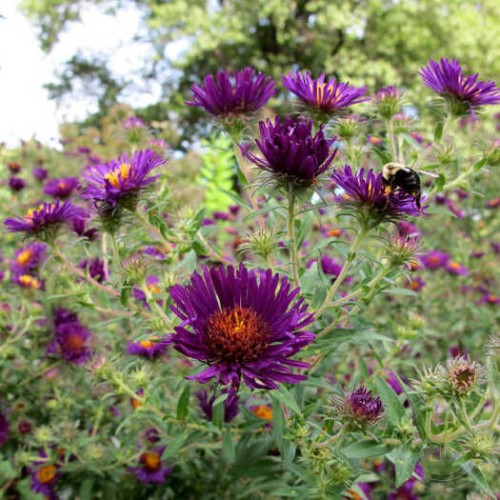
[186,67,276,117]
[43,177,79,199]
[282,70,368,115]
[81,149,165,213]
[128,448,172,484]
[331,165,422,223]
[170,264,315,391]
[242,116,337,188]
[4,199,83,237]
[419,58,500,115]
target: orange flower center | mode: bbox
[205,306,271,364]
[36,464,57,484]
[251,404,273,420]
[140,451,161,471]
[62,333,85,351]
[327,228,342,238]
[449,262,461,270]
[17,249,33,265]
[104,162,133,188]
[147,283,161,294]
[140,340,153,349]
[409,280,420,290]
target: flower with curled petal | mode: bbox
[169,264,315,391]
[419,58,500,116]
[186,67,276,118]
[282,70,367,118]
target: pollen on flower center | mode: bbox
[140,451,161,471]
[36,464,57,483]
[17,249,33,265]
[104,163,133,188]
[140,340,153,349]
[205,306,271,364]
[18,275,41,289]
[24,204,44,221]
[63,333,85,351]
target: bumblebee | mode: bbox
[382,163,421,210]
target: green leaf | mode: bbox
[387,445,419,487]
[0,459,16,480]
[222,432,236,464]
[434,121,444,142]
[79,478,94,500]
[176,385,191,420]
[472,158,487,172]
[371,374,406,427]
[272,385,301,415]
[463,462,496,498]
[343,439,392,459]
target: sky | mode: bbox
[0,0,162,147]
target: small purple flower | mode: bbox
[331,165,421,223]
[397,221,421,240]
[382,370,403,395]
[122,116,146,129]
[53,307,79,327]
[445,260,469,276]
[0,410,9,446]
[421,250,450,270]
[81,149,165,213]
[8,176,26,191]
[197,386,240,422]
[186,67,276,117]
[405,276,425,292]
[13,274,44,290]
[242,116,337,188]
[43,177,79,199]
[11,242,47,274]
[4,199,83,237]
[33,167,48,181]
[170,264,315,391]
[477,292,500,305]
[419,58,500,115]
[344,386,384,427]
[387,462,424,500]
[79,257,108,283]
[128,448,172,484]
[320,255,343,279]
[29,453,60,499]
[47,320,92,365]
[127,336,172,359]
[282,70,368,115]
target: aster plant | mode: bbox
[420,58,500,116]
[169,264,315,392]
[282,70,368,121]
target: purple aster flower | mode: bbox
[170,264,315,391]
[128,448,172,484]
[344,386,384,427]
[197,386,240,422]
[419,58,500,115]
[282,70,368,116]
[186,67,276,118]
[387,462,424,500]
[421,250,450,270]
[43,177,79,199]
[72,215,99,241]
[78,257,108,283]
[405,277,425,292]
[4,199,83,237]
[47,321,92,365]
[29,453,60,499]
[320,255,343,279]
[397,221,421,240]
[11,242,47,274]
[18,419,32,434]
[242,116,337,188]
[13,273,44,290]
[0,410,9,446]
[53,307,79,327]
[127,335,172,359]
[8,176,26,191]
[81,149,165,214]
[445,260,469,276]
[33,167,48,181]
[122,116,146,129]
[477,291,500,306]
[382,369,403,395]
[331,165,422,224]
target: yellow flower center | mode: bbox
[24,204,45,221]
[18,275,41,289]
[103,162,133,188]
[251,404,273,420]
[17,249,33,266]
[147,283,161,294]
[140,340,153,349]
[36,464,57,484]
[449,262,461,270]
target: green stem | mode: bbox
[287,186,300,288]
[315,229,367,318]
[386,117,398,161]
